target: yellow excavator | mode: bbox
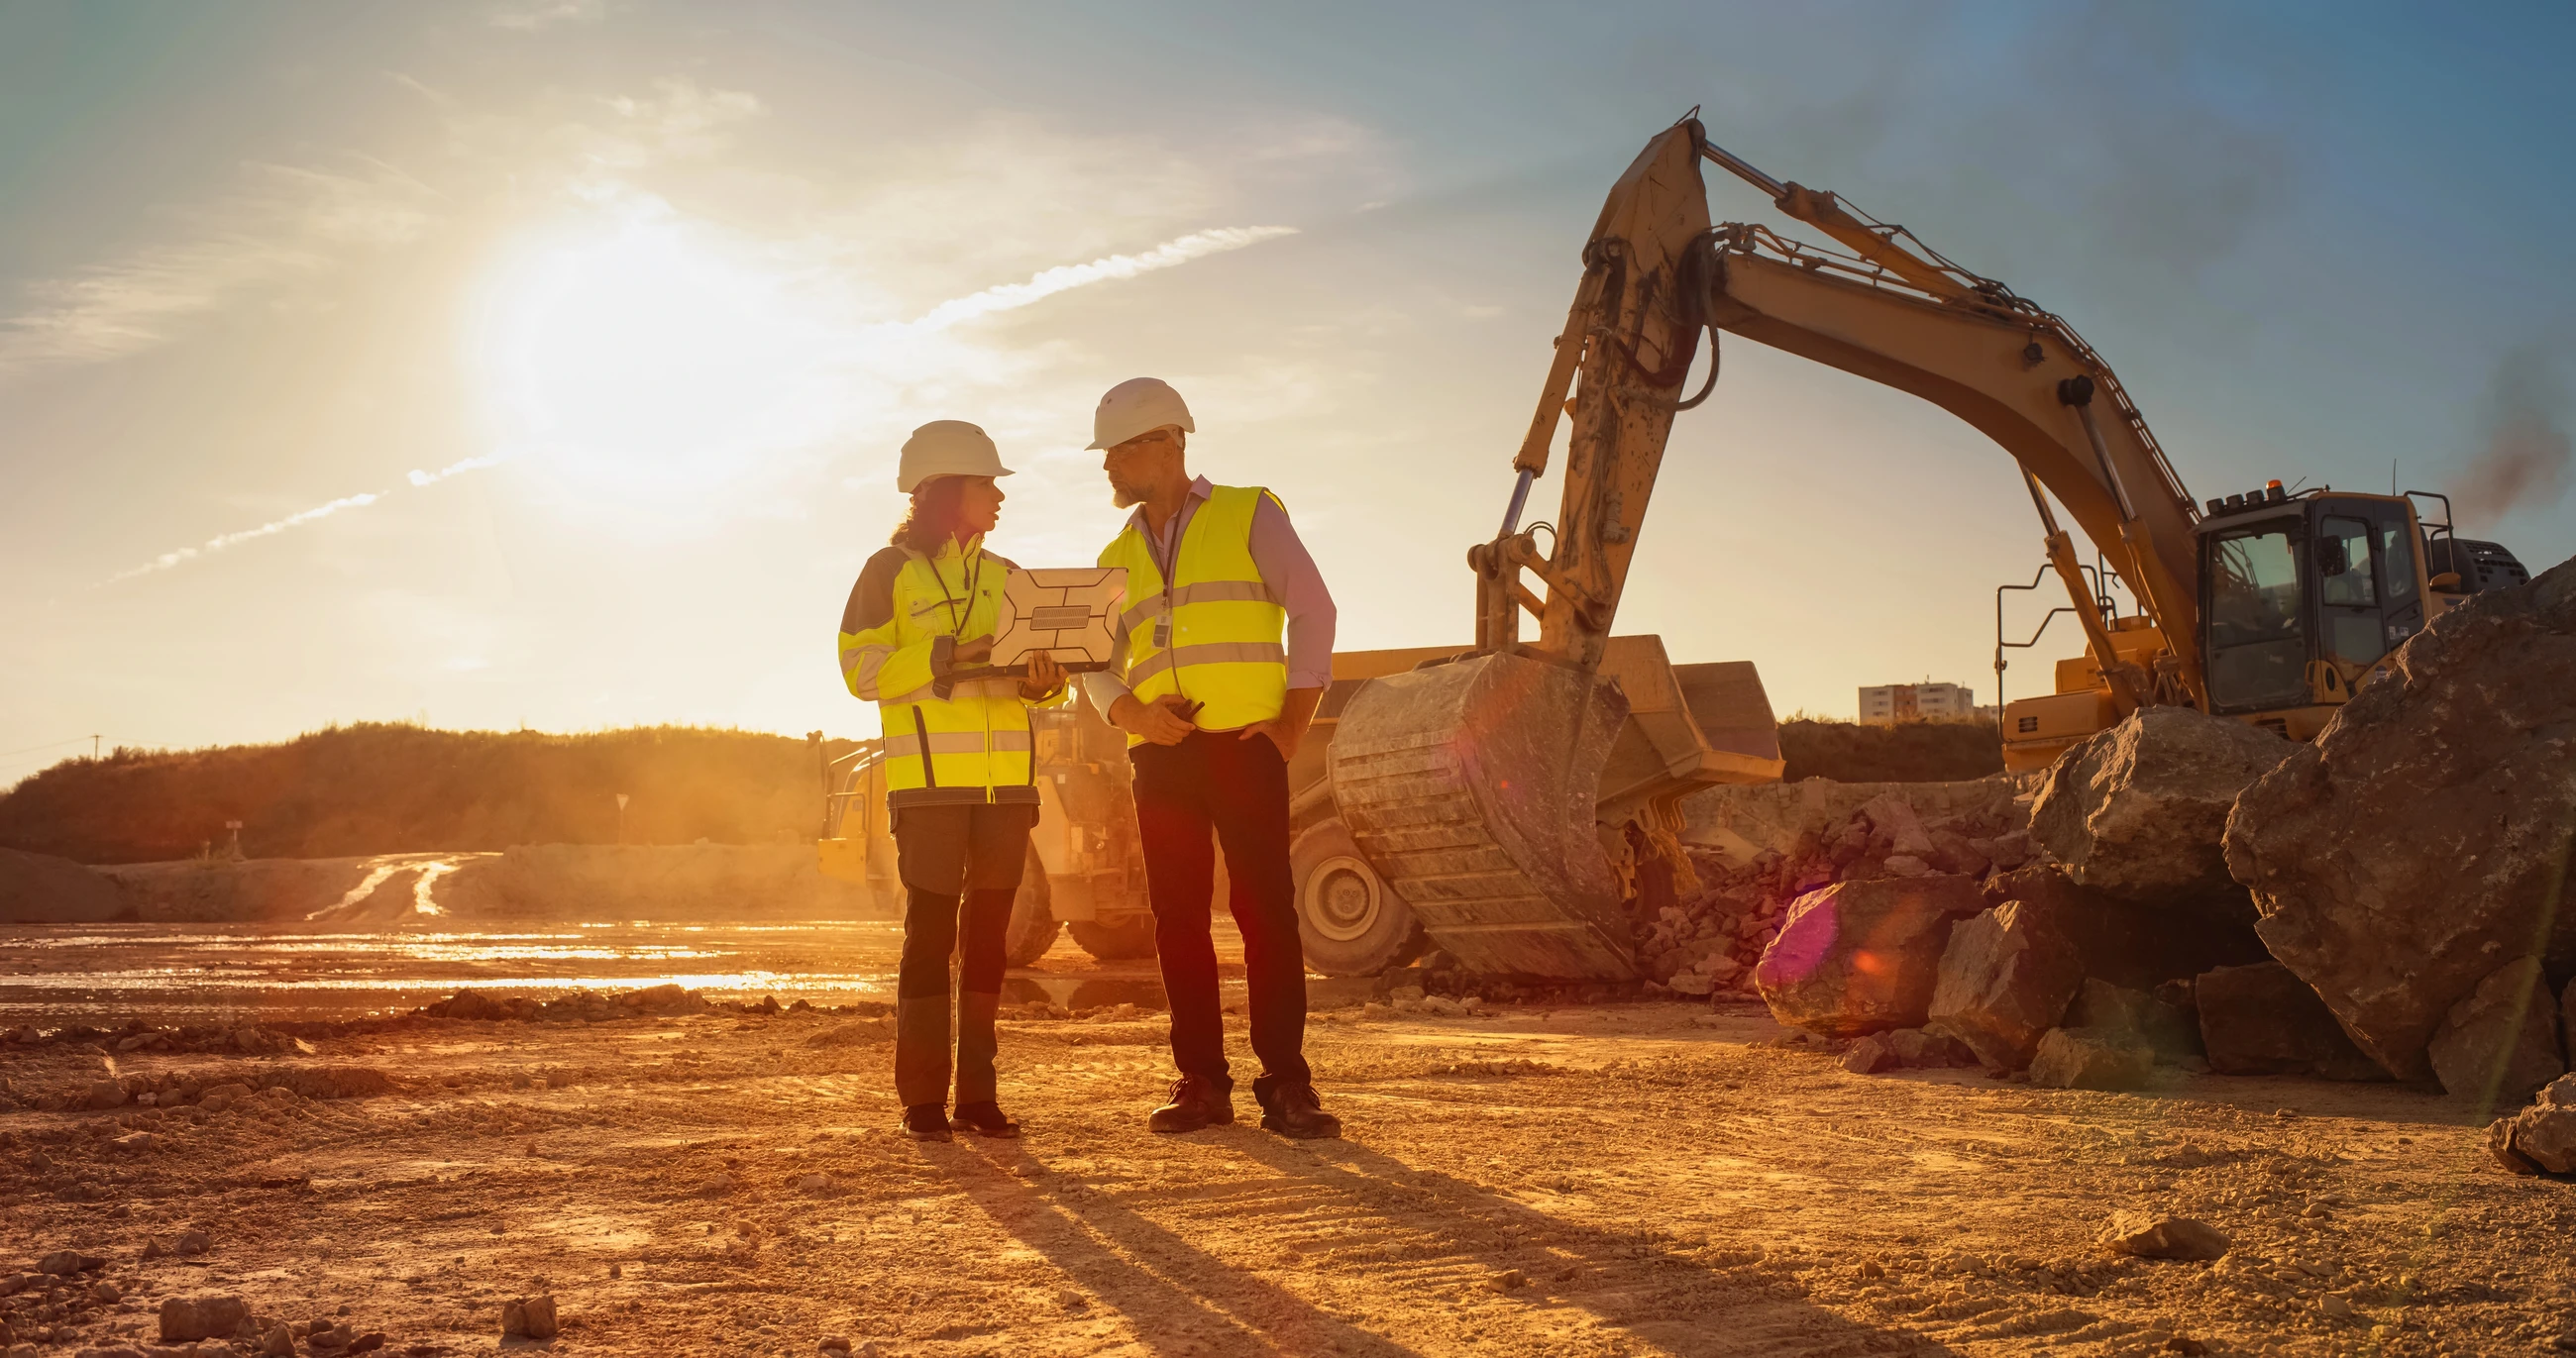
[1326,111,2526,981]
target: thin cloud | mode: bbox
[488,0,604,30]
[105,490,384,583]
[0,161,439,374]
[908,227,1297,332]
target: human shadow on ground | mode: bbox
[930,1136,1424,1358]
[929,1127,1968,1358]
[1220,1132,1971,1358]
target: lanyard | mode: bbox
[1144,495,1197,653]
[929,543,983,638]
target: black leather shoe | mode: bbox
[1257,1083,1342,1140]
[902,1103,953,1142]
[950,1100,1021,1139]
[1147,1075,1234,1134]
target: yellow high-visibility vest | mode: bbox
[835,537,1040,806]
[1098,484,1288,744]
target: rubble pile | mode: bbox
[1638,788,2031,996]
[2228,554,2576,1089]
[1738,708,2345,1088]
[5,1062,391,1117]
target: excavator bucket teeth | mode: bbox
[1325,651,1638,981]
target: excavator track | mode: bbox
[1326,652,1639,980]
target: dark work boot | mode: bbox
[1147,1075,1234,1134]
[949,1100,1021,1138]
[902,1103,953,1142]
[1256,1082,1342,1140]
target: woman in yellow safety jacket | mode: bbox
[835,420,1064,1141]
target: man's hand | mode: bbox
[1110,693,1197,746]
[953,635,995,666]
[1239,686,1323,762]
[1019,650,1065,701]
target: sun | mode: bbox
[472,201,849,509]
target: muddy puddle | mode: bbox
[0,920,1265,1024]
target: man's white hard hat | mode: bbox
[1088,377,1195,452]
[897,420,1014,494]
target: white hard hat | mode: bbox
[1088,377,1195,451]
[896,420,1013,494]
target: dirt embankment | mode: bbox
[1779,719,2003,783]
[0,724,872,866]
[4,995,2571,1357]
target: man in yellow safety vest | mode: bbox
[1076,377,1342,1139]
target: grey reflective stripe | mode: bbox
[1117,579,1280,636]
[1125,640,1288,687]
[879,681,937,706]
[884,729,1014,758]
[840,644,894,698]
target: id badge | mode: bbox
[1152,615,1171,649]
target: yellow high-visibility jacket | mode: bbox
[836,537,1043,806]
[1098,484,1288,745]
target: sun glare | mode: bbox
[473,202,851,508]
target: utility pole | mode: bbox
[616,792,630,846]
[91,734,100,760]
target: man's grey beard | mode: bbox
[1111,480,1142,509]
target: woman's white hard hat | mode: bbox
[1088,377,1195,451]
[897,420,1014,493]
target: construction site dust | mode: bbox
[7,113,2576,1358]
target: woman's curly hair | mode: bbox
[891,475,969,553]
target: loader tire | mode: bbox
[1068,914,1159,962]
[1292,818,1426,977]
[1002,846,1061,968]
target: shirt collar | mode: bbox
[1127,476,1215,536]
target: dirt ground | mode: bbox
[6,997,2574,1358]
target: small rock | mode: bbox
[2028,1027,2156,1091]
[500,1294,559,1340]
[2100,1213,2229,1262]
[2319,1295,2356,1319]
[171,1229,211,1256]
[794,1173,829,1193]
[2163,1339,2209,1356]
[159,1295,249,1342]
[348,1334,385,1353]
[39,1250,104,1275]
[85,1080,129,1110]
[1881,1027,1979,1069]
[90,1280,121,1304]
[1491,1268,1528,1291]
[1841,1035,1897,1075]
[141,1239,168,1261]
[819,1340,853,1356]
[701,1174,735,1196]
[262,1322,295,1356]
[2300,1202,2331,1218]
[608,1264,622,1280]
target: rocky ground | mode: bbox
[5,995,2575,1358]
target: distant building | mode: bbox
[1859,682,1976,724]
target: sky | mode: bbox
[3,1,2571,782]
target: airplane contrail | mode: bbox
[908,226,1296,331]
[102,225,1297,584]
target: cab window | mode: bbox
[2318,518,2376,607]
[2204,524,2308,712]
[2376,518,2418,607]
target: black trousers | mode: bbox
[891,801,1033,1107]
[1130,730,1311,1097]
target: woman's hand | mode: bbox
[1020,650,1065,701]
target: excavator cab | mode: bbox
[2194,487,2523,740]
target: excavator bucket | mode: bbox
[1326,642,1784,981]
[1327,650,1639,979]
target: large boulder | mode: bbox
[0,847,128,923]
[2195,962,2384,1081]
[2031,706,2298,911]
[2425,957,2564,1107]
[1927,901,2086,1071]
[1755,875,1986,1037]
[2226,554,2576,1082]
[1981,866,2267,992]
